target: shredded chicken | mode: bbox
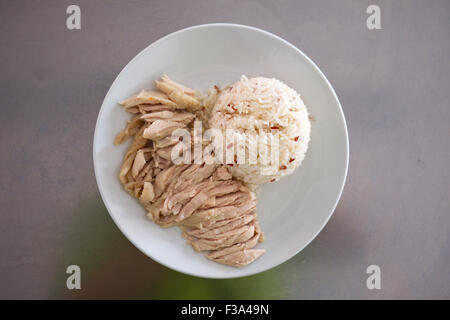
[114,75,265,267]
[120,90,176,108]
[155,75,202,110]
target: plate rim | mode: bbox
[93,23,349,279]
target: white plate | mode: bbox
[93,24,348,278]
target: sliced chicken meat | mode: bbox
[155,76,201,110]
[210,249,266,267]
[131,148,152,178]
[154,136,180,149]
[135,161,153,182]
[213,191,254,208]
[208,233,261,259]
[120,90,177,108]
[186,214,256,239]
[116,76,265,268]
[143,119,185,140]
[139,182,155,204]
[140,110,195,124]
[156,144,178,160]
[139,104,173,113]
[119,152,136,184]
[114,115,144,145]
[154,164,189,197]
[181,199,256,229]
[158,75,196,96]
[190,224,256,252]
[213,166,232,181]
[172,164,217,192]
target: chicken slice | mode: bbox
[168,89,202,110]
[213,191,254,208]
[139,182,155,204]
[211,249,265,267]
[124,138,148,162]
[154,165,190,197]
[120,90,176,108]
[143,119,185,140]
[139,104,172,113]
[180,207,224,228]
[181,199,256,229]
[159,75,196,96]
[191,204,256,229]
[155,76,201,110]
[114,115,144,145]
[207,234,261,259]
[187,214,256,239]
[141,110,195,124]
[154,136,180,149]
[210,180,242,197]
[140,110,174,121]
[190,224,255,251]
[135,161,153,182]
[119,152,136,184]
[213,166,232,181]
[176,189,211,222]
[156,144,177,160]
[131,148,151,179]
[172,164,217,192]
[176,180,240,221]
[125,106,140,114]
[254,220,265,243]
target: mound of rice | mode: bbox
[208,76,311,186]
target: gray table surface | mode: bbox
[0,0,449,299]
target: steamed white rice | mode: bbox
[208,76,311,186]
